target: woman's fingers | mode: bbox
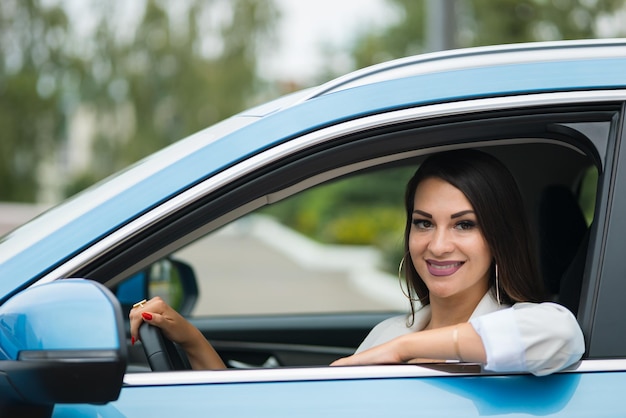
[128,296,196,346]
[128,296,168,344]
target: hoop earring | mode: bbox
[398,255,420,302]
[495,263,501,306]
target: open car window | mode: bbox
[140,141,602,321]
[172,166,414,317]
[106,105,615,373]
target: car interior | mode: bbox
[96,104,615,373]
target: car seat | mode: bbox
[537,185,588,316]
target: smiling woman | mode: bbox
[333,150,585,376]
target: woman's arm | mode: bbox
[331,322,486,366]
[333,303,584,376]
[129,297,226,370]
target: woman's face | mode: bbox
[409,177,492,303]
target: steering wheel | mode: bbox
[138,322,188,371]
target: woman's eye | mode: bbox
[412,219,432,229]
[455,220,476,231]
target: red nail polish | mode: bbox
[142,312,153,320]
[131,336,136,346]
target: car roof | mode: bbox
[1,39,625,300]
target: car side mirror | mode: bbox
[116,257,199,316]
[0,279,126,414]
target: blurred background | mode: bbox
[1,0,625,244]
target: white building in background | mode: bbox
[37,101,137,204]
[37,106,96,204]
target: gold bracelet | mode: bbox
[453,326,463,362]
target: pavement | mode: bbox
[175,215,406,316]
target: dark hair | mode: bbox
[403,149,546,314]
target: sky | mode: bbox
[263,0,397,84]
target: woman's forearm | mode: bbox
[180,328,226,370]
[332,322,486,366]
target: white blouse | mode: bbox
[355,292,585,376]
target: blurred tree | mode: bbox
[0,0,279,202]
[0,0,69,201]
[468,0,626,46]
[66,0,279,196]
[351,0,426,70]
[349,0,626,69]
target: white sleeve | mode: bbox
[470,302,585,376]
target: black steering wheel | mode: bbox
[138,322,188,371]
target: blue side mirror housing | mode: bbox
[0,279,126,409]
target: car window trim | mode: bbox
[122,359,626,387]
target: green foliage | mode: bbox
[345,0,626,70]
[0,0,279,202]
[0,0,68,201]
[65,0,280,194]
[469,0,626,45]
[262,166,415,272]
[351,0,426,69]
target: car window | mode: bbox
[111,111,612,375]
[172,166,414,316]
[166,141,600,319]
[107,112,611,326]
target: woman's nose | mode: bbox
[428,228,454,255]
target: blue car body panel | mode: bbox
[53,371,624,417]
[1,56,626,301]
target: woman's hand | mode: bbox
[129,297,196,347]
[331,339,404,366]
[129,297,226,370]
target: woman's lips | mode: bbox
[426,260,464,277]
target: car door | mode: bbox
[49,94,626,417]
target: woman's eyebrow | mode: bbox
[413,209,432,218]
[413,209,475,219]
[451,210,475,219]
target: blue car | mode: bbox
[1,39,626,417]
